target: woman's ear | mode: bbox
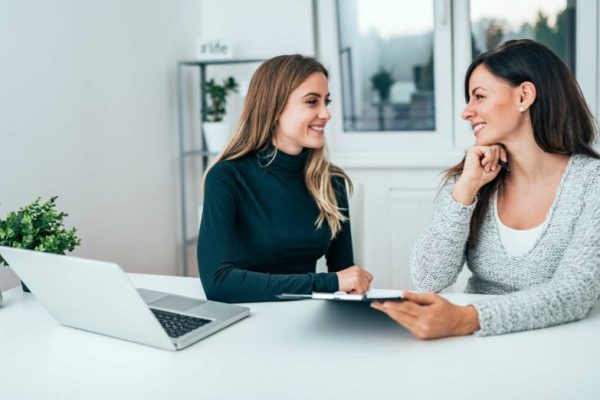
[518,81,536,111]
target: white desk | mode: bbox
[1,273,599,400]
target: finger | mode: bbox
[353,265,373,282]
[469,146,486,158]
[492,147,501,172]
[373,305,420,330]
[466,147,487,171]
[359,276,371,293]
[371,301,384,310]
[475,147,488,165]
[361,271,372,285]
[402,291,440,305]
[382,300,423,318]
[480,148,494,171]
[499,146,508,163]
[355,268,372,282]
[487,147,498,172]
[351,278,369,294]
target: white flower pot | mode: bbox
[203,121,231,153]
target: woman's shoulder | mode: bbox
[206,155,255,185]
[573,153,600,173]
[572,154,600,185]
[570,154,600,203]
[211,154,256,173]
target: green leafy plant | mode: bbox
[204,77,239,122]
[370,66,395,103]
[0,196,81,266]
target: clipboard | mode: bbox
[277,289,404,302]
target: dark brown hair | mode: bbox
[446,39,599,246]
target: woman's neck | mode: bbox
[272,137,303,155]
[503,134,569,185]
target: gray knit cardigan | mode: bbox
[410,154,600,336]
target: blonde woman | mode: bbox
[197,55,372,303]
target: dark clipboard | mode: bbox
[277,289,404,302]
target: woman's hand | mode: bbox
[452,145,508,205]
[371,291,480,339]
[336,265,373,294]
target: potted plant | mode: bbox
[203,76,239,153]
[370,66,395,130]
[370,66,395,103]
[0,196,81,292]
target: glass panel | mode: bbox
[336,0,435,132]
[470,0,576,71]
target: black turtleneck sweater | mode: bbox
[197,146,354,303]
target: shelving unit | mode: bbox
[176,59,264,276]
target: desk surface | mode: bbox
[1,273,598,400]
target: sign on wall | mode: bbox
[196,38,233,60]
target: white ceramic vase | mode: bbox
[203,121,231,153]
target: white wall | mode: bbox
[200,0,314,58]
[195,0,315,135]
[0,0,204,275]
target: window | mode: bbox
[317,0,453,153]
[471,0,576,71]
[336,0,436,132]
[316,0,598,155]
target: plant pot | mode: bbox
[203,121,231,153]
[21,281,30,293]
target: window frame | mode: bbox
[316,0,454,152]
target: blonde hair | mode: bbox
[203,54,352,238]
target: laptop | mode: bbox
[0,246,250,351]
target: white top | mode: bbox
[1,272,600,400]
[493,191,547,256]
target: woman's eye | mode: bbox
[306,98,332,106]
[475,94,484,100]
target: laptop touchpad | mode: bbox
[150,295,206,312]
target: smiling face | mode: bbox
[462,65,527,146]
[273,72,331,155]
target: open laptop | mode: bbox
[0,246,249,351]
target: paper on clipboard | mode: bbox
[277,289,404,302]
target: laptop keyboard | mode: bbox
[151,308,212,338]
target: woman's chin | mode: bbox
[303,138,325,149]
[475,136,495,146]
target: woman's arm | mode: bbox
[410,145,506,292]
[198,165,338,303]
[409,181,475,292]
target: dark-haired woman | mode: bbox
[372,39,600,338]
